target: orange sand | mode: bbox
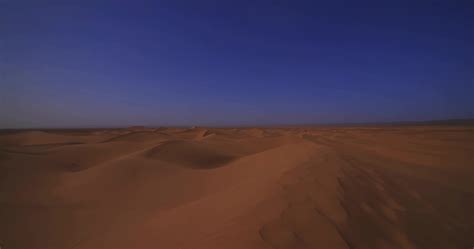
[1,126,473,249]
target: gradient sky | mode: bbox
[1,0,473,128]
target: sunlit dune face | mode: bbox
[0,126,473,249]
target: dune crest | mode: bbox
[1,126,473,249]
[145,140,236,169]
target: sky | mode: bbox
[1,0,473,128]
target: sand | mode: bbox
[0,126,473,249]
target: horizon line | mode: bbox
[1,118,474,131]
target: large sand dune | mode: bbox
[1,126,473,249]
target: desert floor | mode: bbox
[1,126,473,249]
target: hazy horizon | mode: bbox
[1,2,474,247]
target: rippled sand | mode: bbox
[1,126,473,249]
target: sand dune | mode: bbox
[1,126,473,249]
[0,131,98,146]
[145,140,237,169]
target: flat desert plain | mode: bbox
[1,126,473,249]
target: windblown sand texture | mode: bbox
[1,126,473,249]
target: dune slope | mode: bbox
[0,126,473,249]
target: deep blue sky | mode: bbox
[1,0,473,128]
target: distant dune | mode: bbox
[1,126,473,249]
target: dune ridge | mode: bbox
[1,126,473,249]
